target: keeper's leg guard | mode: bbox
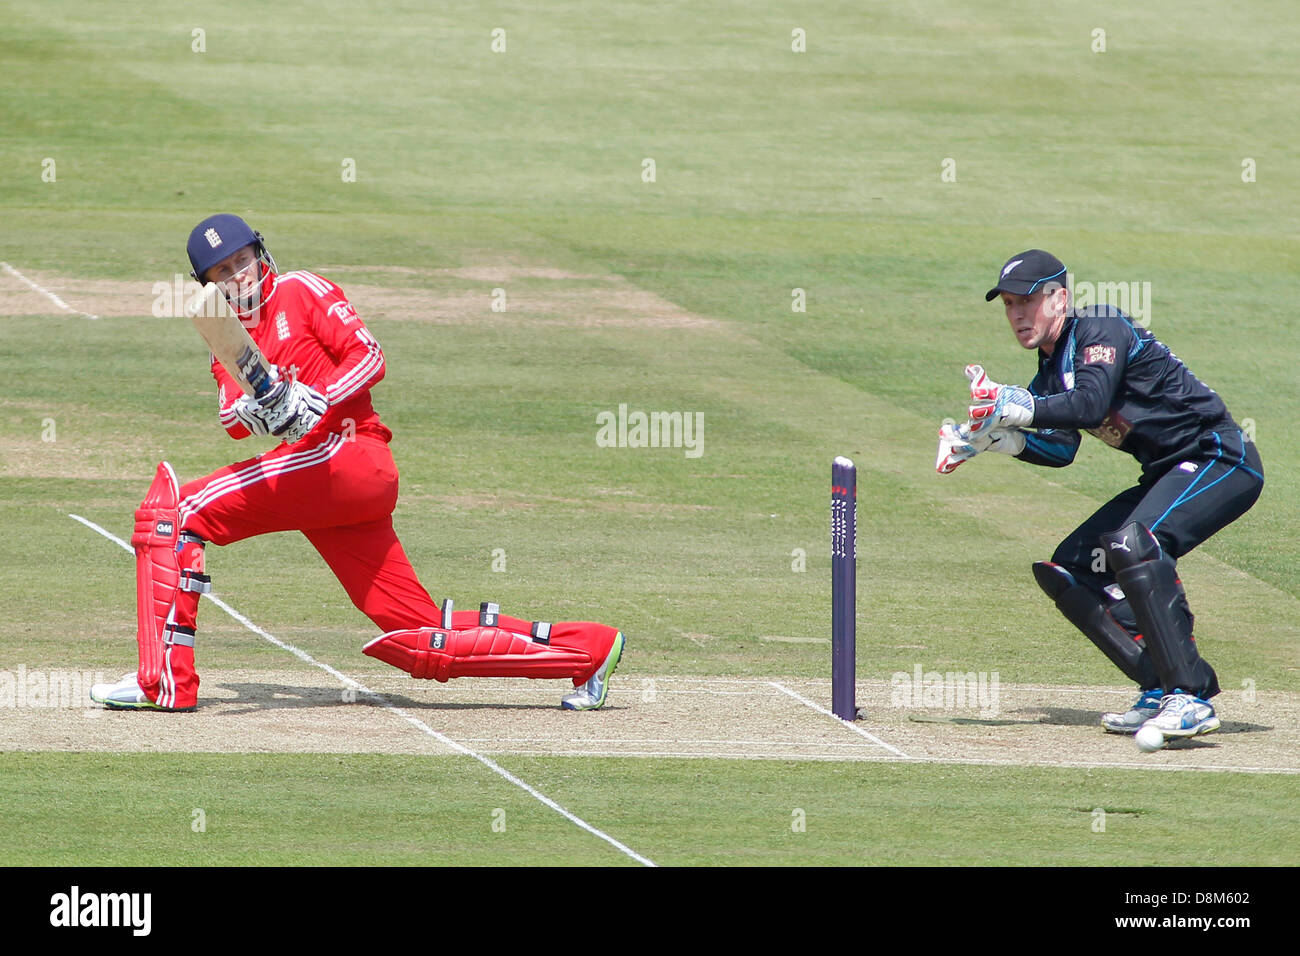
[1099,522,1219,700]
[1033,561,1159,688]
[131,462,208,710]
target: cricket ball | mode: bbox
[1135,724,1164,753]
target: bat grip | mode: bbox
[247,368,273,399]
[235,345,274,398]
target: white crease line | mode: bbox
[773,678,1166,697]
[461,736,882,748]
[2,262,99,320]
[769,681,912,758]
[479,749,898,760]
[620,677,1160,699]
[69,512,656,867]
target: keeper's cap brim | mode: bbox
[985,250,1066,301]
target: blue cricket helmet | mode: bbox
[186,213,275,281]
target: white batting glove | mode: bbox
[230,394,272,435]
[258,379,329,444]
[225,365,282,436]
[965,364,1034,439]
[935,421,1026,474]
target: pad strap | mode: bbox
[180,570,212,593]
[165,625,197,648]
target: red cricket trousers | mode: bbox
[150,433,615,708]
[180,432,440,631]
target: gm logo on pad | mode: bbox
[155,520,175,537]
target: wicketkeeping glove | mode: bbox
[257,378,329,444]
[965,364,1034,439]
[935,420,1027,474]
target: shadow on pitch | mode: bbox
[1009,706,1100,727]
[209,681,562,714]
[1015,706,1271,737]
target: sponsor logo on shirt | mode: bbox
[328,300,358,325]
[1083,344,1116,365]
[1087,409,1133,448]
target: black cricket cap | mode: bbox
[985,249,1067,301]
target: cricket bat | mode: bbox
[185,282,276,398]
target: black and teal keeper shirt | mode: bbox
[1016,306,1249,478]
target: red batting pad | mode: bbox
[132,463,181,691]
[363,626,594,682]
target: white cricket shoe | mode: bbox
[89,672,186,711]
[561,631,624,711]
[1144,692,1221,739]
[1100,688,1164,734]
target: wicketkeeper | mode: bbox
[91,214,624,712]
[936,249,1263,744]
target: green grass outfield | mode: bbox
[2,753,1296,866]
[2,1,1298,867]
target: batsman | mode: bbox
[91,214,624,712]
[936,249,1263,746]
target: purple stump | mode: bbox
[831,456,859,721]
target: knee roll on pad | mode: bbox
[1032,560,1076,601]
[1099,520,1162,574]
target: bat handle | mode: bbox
[235,345,275,399]
[247,367,274,399]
